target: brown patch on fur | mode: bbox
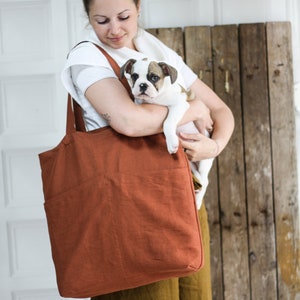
[179,84,195,101]
[148,61,165,91]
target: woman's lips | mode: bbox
[108,35,125,43]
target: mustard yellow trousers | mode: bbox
[91,204,212,300]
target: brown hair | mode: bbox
[83,0,140,16]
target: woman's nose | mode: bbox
[109,20,120,35]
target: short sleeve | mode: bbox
[71,65,117,96]
[180,63,198,89]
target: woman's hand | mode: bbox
[177,100,214,134]
[190,100,214,135]
[178,78,234,161]
[179,132,219,162]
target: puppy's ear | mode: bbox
[158,62,178,84]
[120,59,137,78]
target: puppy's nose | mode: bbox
[139,83,148,92]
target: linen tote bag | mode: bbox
[39,44,204,298]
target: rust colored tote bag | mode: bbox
[39,45,203,298]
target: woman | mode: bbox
[62,0,234,299]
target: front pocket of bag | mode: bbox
[102,168,201,278]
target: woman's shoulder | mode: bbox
[68,42,104,61]
[64,41,113,71]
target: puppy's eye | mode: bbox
[149,74,160,83]
[131,73,139,81]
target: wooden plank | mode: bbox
[184,26,214,88]
[146,27,184,58]
[266,22,300,299]
[185,26,223,300]
[239,23,277,299]
[212,24,250,299]
[146,22,299,299]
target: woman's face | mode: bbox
[88,0,140,49]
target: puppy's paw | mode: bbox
[166,136,179,154]
[167,144,179,154]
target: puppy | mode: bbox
[120,58,214,208]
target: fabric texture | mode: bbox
[40,114,204,298]
[91,204,212,300]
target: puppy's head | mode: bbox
[120,58,178,101]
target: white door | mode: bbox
[0,0,88,299]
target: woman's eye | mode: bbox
[119,15,130,21]
[96,18,109,25]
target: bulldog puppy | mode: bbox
[120,58,214,208]
[121,58,192,154]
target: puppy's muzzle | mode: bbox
[139,83,148,93]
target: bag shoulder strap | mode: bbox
[92,44,133,97]
[68,42,133,133]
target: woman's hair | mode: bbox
[83,0,140,16]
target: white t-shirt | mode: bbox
[61,28,197,131]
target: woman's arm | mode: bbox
[179,78,234,161]
[85,77,168,136]
[84,77,213,137]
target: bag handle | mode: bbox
[93,44,133,97]
[66,94,77,134]
[67,43,134,133]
